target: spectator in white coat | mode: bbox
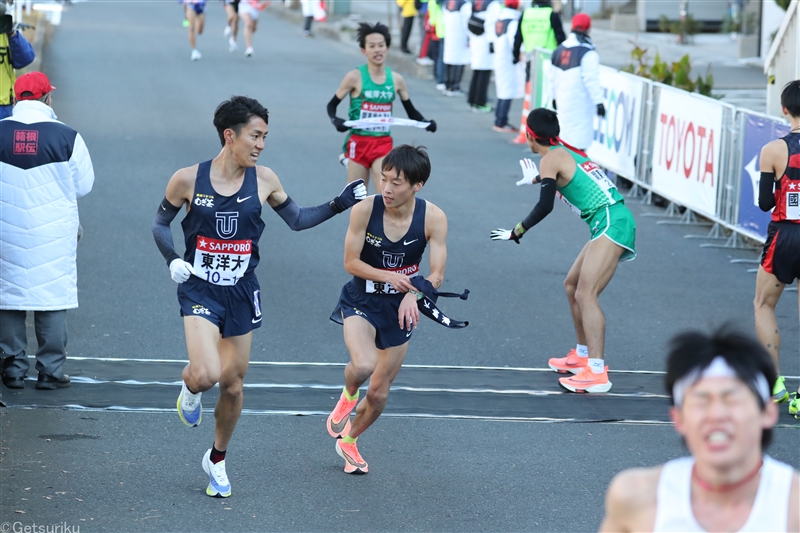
[492,0,525,132]
[466,0,500,112]
[0,72,94,390]
[548,13,605,151]
[301,0,325,37]
[442,0,471,96]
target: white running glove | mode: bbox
[490,228,520,244]
[169,259,196,283]
[516,158,539,186]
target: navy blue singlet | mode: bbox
[354,195,427,294]
[181,160,265,286]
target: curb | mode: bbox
[265,4,434,80]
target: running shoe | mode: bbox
[773,375,789,403]
[415,57,434,66]
[559,366,612,393]
[327,391,358,438]
[789,393,799,419]
[224,25,232,37]
[435,83,446,91]
[548,349,589,374]
[335,440,368,474]
[228,36,237,52]
[492,124,518,133]
[202,449,232,498]
[183,19,189,28]
[338,153,349,168]
[177,382,202,427]
[303,30,314,37]
[191,49,202,61]
[444,89,465,97]
[245,47,254,57]
[471,104,492,113]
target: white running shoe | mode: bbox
[224,25,231,38]
[177,382,202,427]
[338,153,349,168]
[245,47,254,57]
[416,57,434,66]
[191,49,202,61]
[228,36,237,52]
[202,449,231,498]
[435,83,446,91]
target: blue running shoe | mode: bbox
[177,382,202,427]
[202,449,231,498]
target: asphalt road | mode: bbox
[1,2,798,532]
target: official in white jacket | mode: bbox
[0,72,95,390]
[548,13,605,150]
[442,0,471,95]
[466,0,500,111]
[492,0,525,132]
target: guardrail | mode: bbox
[529,48,791,248]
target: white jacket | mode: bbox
[493,7,525,100]
[443,0,472,65]
[0,100,95,310]
[548,32,604,150]
[468,0,500,70]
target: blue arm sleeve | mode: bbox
[9,32,35,69]
[273,196,337,231]
[152,198,182,266]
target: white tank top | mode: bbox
[653,455,794,532]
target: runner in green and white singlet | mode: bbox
[327,22,437,193]
[491,108,637,394]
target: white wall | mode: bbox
[762,0,788,58]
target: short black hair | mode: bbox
[665,325,777,449]
[213,96,269,147]
[526,108,560,145]
[357,22,391,49]
[780,80,800,118]
[381,144,431,186]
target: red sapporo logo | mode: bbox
[13,130,38,155]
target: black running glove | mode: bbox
[331,179,367,213]
[597,103,606,117]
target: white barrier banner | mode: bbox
[587,68,645,180]
[651,87,724,218]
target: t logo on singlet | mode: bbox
[216,212,238,239]
[382,251,405,269]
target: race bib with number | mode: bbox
[358,102,392,133]
[193,236,252,286]
[580,161,618,204]
[787,191,800,220]
[365,264,420,294]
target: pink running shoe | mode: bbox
[548,349,589,374]
[336,440,368,474]
[327,392,357,438]
[558,366,612,393]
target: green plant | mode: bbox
[623,44,715,97]
[776,0,791,10]
[658,14,702,43]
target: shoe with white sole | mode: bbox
[177,382,202,427]
[245,47,254,57]
[202,449,231,498]
[559,366,612,393]
[191,49,202,61]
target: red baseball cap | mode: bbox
[572,13,591,32]
[14,72,56,101]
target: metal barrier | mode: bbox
[531,48,792,248]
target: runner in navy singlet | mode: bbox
[151,96,366,497]
[754,80,800,419]
[325,144,449,475]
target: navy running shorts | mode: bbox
[178,275,262,338]
[331,280,412,350]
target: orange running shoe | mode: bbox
[327,391,358,438]
[336,440,368,474]
[559,365,612,393]
[548,349,589,374]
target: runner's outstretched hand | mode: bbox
[169,259,196,283]
[425,120,437,133]
[331,179,367,213]
[331,117,350,133]
[516,158,539,186]
[490,228,521,244]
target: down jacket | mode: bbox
[0,100,95,310]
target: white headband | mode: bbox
[672,356,770,407]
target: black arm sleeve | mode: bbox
[401,98,425,121]
[327,94,342,120]
[152,197,182,266]
[273,196,337,231]
[758,172,777,212]
[513,21,523,59]
[520,178,557,231]
[551,11,566,44]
